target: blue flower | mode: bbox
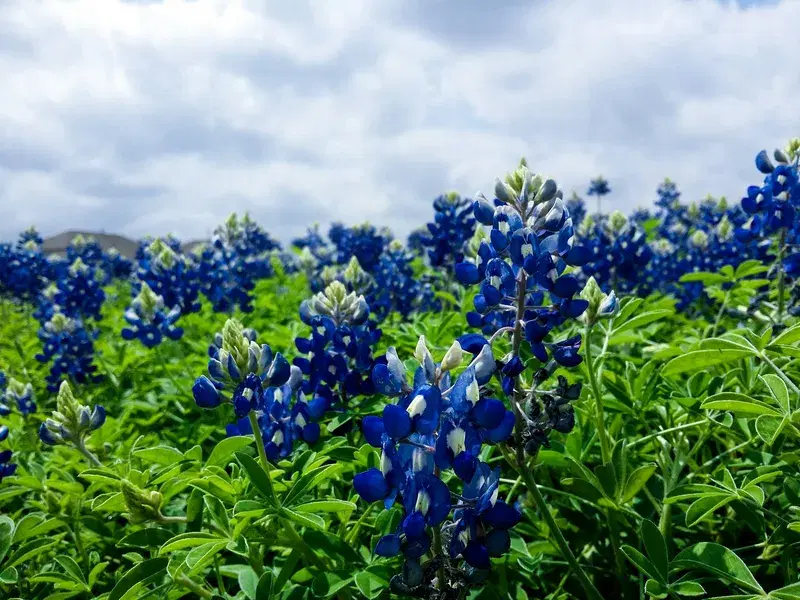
[121,282,183,348]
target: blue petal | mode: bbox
[362,416,385,447]
[483,500,521,529]
[383,404,412,439]
[354,468,389,503]
[375,534,402,557]
[193,376,222,409]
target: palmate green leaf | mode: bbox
[55,555,87,585]
[355,571,389,599]
[755,415,787,445]
[132,446,184,466]
[0,515,13,564]
[686,495,735,527]
[760,374,790,413]
[663,349,754,376]
[641,519,669,583]
[256,570,274,599]
[311,571,353,598]
[0,566,18,584]
[679,272,729,285]
[701,393,781,417]
[671,543,764,594]
[235,452,279,508]
[5,537,59,568]
[612,309,673,336]
[185,540,229,575]
[108,557,168,600]
[204,495,231,535]
[283,464,343,507]
[772,324,800,346]
[293,499,356,514]
[621,545,660,581]
[645,578,669,599]
[672,581,706,596]
[119,527,174,548]
[206,436,256,468]
[281,508,326,531]
[771,582,800,599]
[158,531,222,554]
[733,260,769,280]
[88,561,110,589]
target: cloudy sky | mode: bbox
[0,0,797,244]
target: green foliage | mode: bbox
[1,260,799,600]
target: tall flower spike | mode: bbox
[354,340,519,591]
[193,318,291,411]
[39,382,106,466]
[121,282,183,348]
[4,378,36,416]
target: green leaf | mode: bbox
[622,464,657,503]
[281,508,326,531]
[5,538,58,568]
[355,571,389,599]
[760,374,790,413]
[663,349,754,376]
[204,495,231,535]
[88,561,109,589]
[293,500,356,514]
[185,540,229,574]
[671,543,764,594]
[621,545,659,580]
[644,578,669,599]
[158,532,222,554]
[206,437,256,468]
[256,570,274,599]
[238,567,259,600]
[772,324,800,346]
[686,495,734,527]
[0,566,18,584]
[283,464,343,507]
[734,260,768,280]
[132,446,184,466]
[641,519,669,583]
[613,310,673,335]
[0,515,13,564]
[311,572,353,598]
[755,415,787,445]
[679,272,728,285]
[701,393,781,417]
[108,557,168,600]
[119,528,174,549]
[672,581,706,596]
[55,555,86,584]
[236,452,279,508]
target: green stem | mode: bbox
[70,521,90,574]
[507,271,600,600]
[628,420,707,448]
[175,575,214,599]
[525,465,603,600]
[710,290,730,337]
[76,441,103,468]
[283,520,326,570]
[214,555,227,595]
[584,323,611,464]
[248,410,271,472]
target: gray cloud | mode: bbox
[0,0,798,246]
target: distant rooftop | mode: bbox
[42,230,205,259]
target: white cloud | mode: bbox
[0,0,798,244]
